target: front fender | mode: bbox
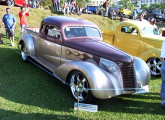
[134,57,150,93]
[54,61,123,99]
[138,48,161,62]
[18,34,36,57]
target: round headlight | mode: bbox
[107,65,118,73]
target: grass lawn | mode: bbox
[0,5,165,120]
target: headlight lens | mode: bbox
[107,65,118,73]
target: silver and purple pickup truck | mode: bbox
[18,16,150,103]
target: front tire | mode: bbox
[21,42,28,61]
[6,0,14,6]
[146,57,162,76]
[69,71,94,103]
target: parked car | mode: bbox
[0,0,26,6]
[86,5,99,14]
[118,8,132,18]
[18,16,150,103]
[103,20,163,76]
[145,10,165,22]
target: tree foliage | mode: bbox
[40,0,52,8]
[77,0,89,7]
[119,0,137,10]
[140,4,149,11]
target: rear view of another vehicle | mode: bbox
[146,10,165,22]
[0,0,26,6]
[118,8,132,18]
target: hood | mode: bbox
[63,38,133,63]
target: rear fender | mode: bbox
[18,34,36,57]
[54,61,123,99]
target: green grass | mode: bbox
[0,5,165,120]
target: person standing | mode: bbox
[110,10,117,20]
[57,0,60,11]
[160,40,165,108]
[2,8,17,47]
[32,0,36,8]
[132,8,137,20]
[68,0,72,14]
[62,0,67,15]
[0,21,4,44]
[19,6,30,35]
[52,0,57,12]
[104,0,109,17]
[36,0,40,8]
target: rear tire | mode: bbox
[21,42,28,61]
[6,0,14,6]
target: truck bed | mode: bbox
[25,27,40,35]
[102,30,115,45]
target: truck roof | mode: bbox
[42,16,98,28]
[119,20,154,29]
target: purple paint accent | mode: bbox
[64,38,133,63]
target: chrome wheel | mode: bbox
[21,43,27,61]
[147,57,162,76]
[7,0,14,6]
[69,71,93,103]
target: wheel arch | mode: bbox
[18,34,36,57]
[55,61,123,99]
[138,48,161,62]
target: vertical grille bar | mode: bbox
[117,62,136,91]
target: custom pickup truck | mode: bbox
[103,20,163,76]
[17,16,150,103]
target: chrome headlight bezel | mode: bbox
[99,58,120,73]
[107,64,118,73]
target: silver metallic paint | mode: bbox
[134,57,150,88]
[54,61,123,99]
[18,34,36,57]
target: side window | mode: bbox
[45,25,60,38]
[121,26,138,35]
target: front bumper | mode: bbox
[133,85,149,94]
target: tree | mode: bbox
[119,0,132,10]
[40,0,52,8]
[140,4,149,11]
[76,0,89,7]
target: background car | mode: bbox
[0,0,26,6]
[145,10,165,22]
[103,20,163,76]
[118,8,132,18]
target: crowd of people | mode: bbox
[53,0,82,15]
[27,0,40,8]
[0,7,30,46]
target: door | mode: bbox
[115,25,140,56]
[38,24,62,68]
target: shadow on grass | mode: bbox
[0,46,164,118]
[94,92,165,115]
[0,109,82,120]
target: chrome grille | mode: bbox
[117,62,136,91]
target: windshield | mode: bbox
[64,26,101,38]
[141,27,159,35]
